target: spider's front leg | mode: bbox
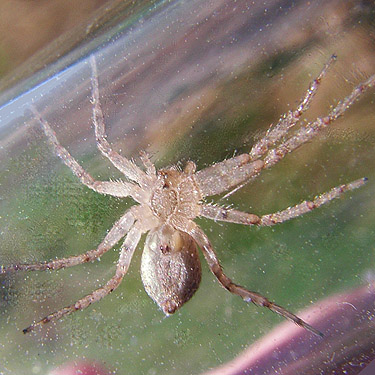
[30,106,143,202]
[195,63,375,198]
[22,222,142,334]
[249,54,337,161]
[189,224,323,337]
[89,55,150,187]
[194,56,337,197]
[263,73,375,170]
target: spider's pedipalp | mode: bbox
[89,56,149,186]
[22,222,142,334]
[200,177,368,226]
[1,208,135,274]
[189,224,323,337]
[139,150,157,177]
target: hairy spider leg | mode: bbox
[263,74,375,169]
[89,55,150,187]
[195,155,264,197]
[0,208,135,274]
[195,70,375,198]
[194,56,336,197]
[23,222,142,334]
[249,54,337,161]
[29,106,143,201]
[189,224,323,337]
[200,178,367,225]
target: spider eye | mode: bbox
[160,244,170,254]
[141,225,202,314]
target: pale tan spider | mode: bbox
[2,55,374,336]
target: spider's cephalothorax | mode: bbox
[150,164,201,224]
[2,55,374,336]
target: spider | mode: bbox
[1,55,374,336]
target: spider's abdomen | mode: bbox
[141,224,201,314]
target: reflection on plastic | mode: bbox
[358,358,375,375]
[205,283,375,375]
[49,360,111,375]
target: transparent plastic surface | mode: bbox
[1,1,375,374]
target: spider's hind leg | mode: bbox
[0,209,135,274]
[22,223,142,333]
[189,224,323,337]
